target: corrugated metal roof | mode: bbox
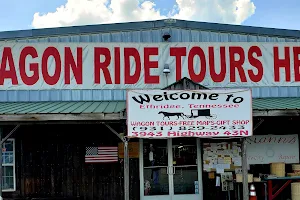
[1,19,300,40]
[253,98,300,110]
[0,98,299,115]
[0,101,125,114]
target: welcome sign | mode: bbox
[127,89,252,138]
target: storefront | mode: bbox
[127,86,252,200]
[0,19,300,200]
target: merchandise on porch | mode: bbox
[270,162,285,177]
[235,174,253,183]
[291,182,300,200]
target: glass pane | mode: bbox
[3,141,13,152]
[2,166,14,190]
[143,139,169,196]
[173,166,198,194]
[172,138,198,195]
[2,140,14,164]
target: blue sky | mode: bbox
[0,0,299,32]
[243,0,300,29]
[0,0,66,31]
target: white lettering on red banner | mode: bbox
[0,43,299,90]
[127,89,252,138]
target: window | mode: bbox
[2,139,15,191]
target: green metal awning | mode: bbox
[253,98,300,110]
[0,101,126,122]
[0,97,298,123]
[0,101,126,114]
[253,97,300,116]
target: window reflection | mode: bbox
[172,138,198,195]
[143,140,169,196]
[3,140,14,164]
[2,140,15,190]
[173,145,197,166]
[2,166,14,190]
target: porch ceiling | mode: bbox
[0,101,126,122]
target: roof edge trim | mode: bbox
[0,19,299,41]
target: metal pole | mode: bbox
[196,138,203,200]
[242,138,249,200]
[138,139,144,199]
[124,140,129,200]
[0,127,3,200]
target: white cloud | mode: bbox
[31,0,256,29]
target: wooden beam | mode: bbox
[0,125,20,145]
[0,113,121,122]
[0,121,122,125]
[253,109,300,116]
[0,109,297,123]
[105,124,124,142]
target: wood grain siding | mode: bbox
[2,124,139,200]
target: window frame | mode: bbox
[2,138,16,192]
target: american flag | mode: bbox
[85,146,118,163]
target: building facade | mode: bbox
[1,19,300,102]
[0,19,299,200]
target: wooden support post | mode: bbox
[124,140,129,200]
[242,138,249,200]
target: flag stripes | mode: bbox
[85,146,118,163]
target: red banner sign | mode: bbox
[0,42,299,90]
